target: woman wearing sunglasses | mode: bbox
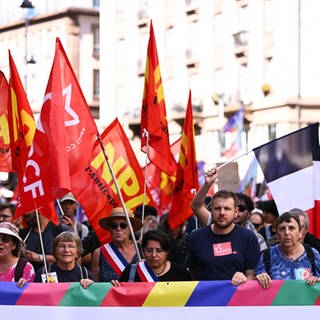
[0,222,35,287]
[112,229,191,284]
[91,207,143,282]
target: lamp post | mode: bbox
[20,0,36,94]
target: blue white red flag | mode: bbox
[253,123,320,236]
[237,155,258,199]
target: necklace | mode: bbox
[155,261,167,276]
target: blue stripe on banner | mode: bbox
[253,123,319,183]
[185,280,236,306]
[0,281,27,305]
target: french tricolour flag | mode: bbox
[253,123,320,237]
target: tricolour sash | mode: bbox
[136,261,159,282]
[100,243,128,276]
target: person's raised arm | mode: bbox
[191,166,218,227]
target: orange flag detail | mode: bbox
[0,72,13,172]
[168,91,199,229]
[141,21,176,176]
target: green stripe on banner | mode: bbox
[59,283,112,306]
[272,281,320,306]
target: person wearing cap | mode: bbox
[59,193,89,240]
[91,207,143,282]
[0,222,35,287]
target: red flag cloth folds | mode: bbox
[15,38,98,218]
[0,72,13,172]
[140,21,176,176]
[8,51,36,174]
[168,91,199,229]
[71,118,154,245]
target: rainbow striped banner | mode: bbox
[1,280,320,307]
[1,281,320,320]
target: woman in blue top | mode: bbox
[255,212,320,288]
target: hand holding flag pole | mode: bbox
[96,134,141,260]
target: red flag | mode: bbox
[145,138,181,216]
[15,38,98,218]
[168,91,199,229]
[8,51,36,175]
[71,118,154,244]
[140,21,176,176]
[0,72,13,172]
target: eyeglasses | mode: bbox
[110,222,128,230]
[0,235,11,243]
[56,244,77,251]
[144,248,165,255]
[237,205,247,212]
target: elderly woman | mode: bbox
[255,212,320,288]
[34,231,93,288]
[0,221,34,287]
[112,229,191,284]
[91,207,143,282]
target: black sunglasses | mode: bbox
[237,205,247,212]
[110,222,128,230]
[252,223,261,229]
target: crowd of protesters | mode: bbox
[1,166,320,289]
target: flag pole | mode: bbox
[96,134,141,260]
[217,149,253,171]
[139,128,150,242]
[34,209,49,282]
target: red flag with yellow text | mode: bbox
[140,21,176,176]
[145,138,180,216]
[71,118,154,244]
[15,38,98,218]
[0,72,13,172]
[168,91,199,229]
[8,51,36,174]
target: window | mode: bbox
[93,69,99,100]
[92,24,100,56]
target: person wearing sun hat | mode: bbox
[0,221,35,287]
[91,207,143,282]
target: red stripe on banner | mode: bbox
[314,295,320,305]
[16,283,70,306]
[228,280,284,306]
[101,282,155,306]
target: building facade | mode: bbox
[0,0,99,117]
[100,0,320,169]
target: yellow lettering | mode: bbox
[117,166,139,197]
[21,109,36,147]
[0,114,10,144]
[154,66,164,103]
[126,194,150,210]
